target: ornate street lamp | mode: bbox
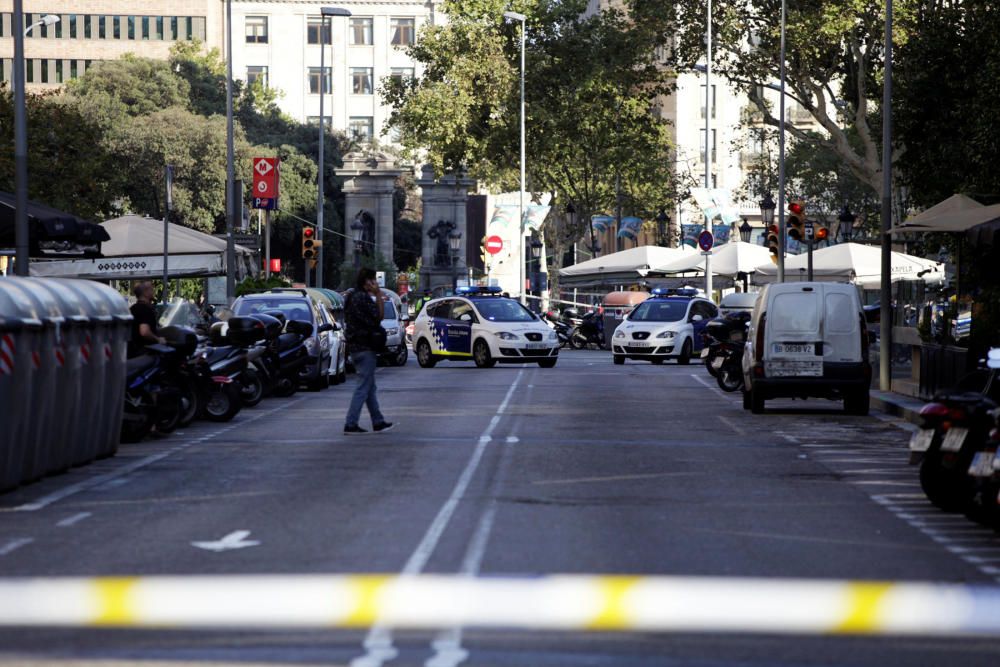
[655,208,670,247]
[838,204,857,243]
[759,192,776,227]
[350,216,365,268]
[739,217,753,243]
[449,229,462,291]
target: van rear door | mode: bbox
[821,287,862,363]
[764,287,823,377]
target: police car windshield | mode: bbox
[472,298,536,322]
[628,300,688,322]
[234,298,312,323]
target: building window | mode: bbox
[700,84,716,119]
[349,116,374,143]
[245,16,268,43]
[247,66,268,88]
[350,17,373,45]
[112,16,121,39]
[154,16,163,40]
[307,16,331,45]
[390,18,415,46]
[307,115,333,126]
[67,14,77,39]
[351,67,373,95]
[127,15,136,40]
[55,59,64,83]
[699,128,717,164]
[308,67,332,94]
[390,67,414,86]
[141,16,150,40]
[699,173,718,188]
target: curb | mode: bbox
[871,391,925,426]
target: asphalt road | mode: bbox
[2,350,1000,666]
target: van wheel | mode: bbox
[677,339,693,365]
[474,340,496,368]
[750,387,765,414]
[844,390,870,416]
[416,339,437,368]
[613,355,625,365]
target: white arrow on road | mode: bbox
[191,530,260,552]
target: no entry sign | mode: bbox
[485,235,504,255]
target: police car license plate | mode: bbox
[766,360,822,377]
[968,451,997,478]
[940,426,968,452]
[630,341,652,348]
[525,342,548,350]
[908,429,935,452]
[773,343,814,356]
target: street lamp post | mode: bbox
[449,230,462,292]
[224,0,237,302]
[11,8,59,276]
[503,11,527,304]
[350,217,365,269]
[838,205,856,243]
[759,193,775,243]
[777,0,788,283]
[316,7,352,290]
[656,209,670,247]
[739,217,753,243]
[880,0,894,392]
[530,236,543,309]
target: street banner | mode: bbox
[522,205,551,232]
[691,187,740,224]
[591,215,614,233]
[682,223,733,248]
[617,216,643,240]
[487,205,518,233]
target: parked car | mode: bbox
[611,288,717,365]
[341,288,408,367]
[741,282,871,415]
[307,288,347,384]
[231,289,333,390]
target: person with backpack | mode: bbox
[343,268,393,434]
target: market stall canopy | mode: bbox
[892,194,1000,234]
[29,215,255,281]
[0,191,110,258]
[648,241,774,277]
[752,243,945,289]
[559,245,693,287]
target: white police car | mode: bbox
[412,287,559,368]
[611,288,718,365]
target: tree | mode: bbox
[65,55,190,117]
[383,1,679,293]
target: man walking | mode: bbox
[344,268,393,434]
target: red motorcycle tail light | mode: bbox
[919,403,950,418]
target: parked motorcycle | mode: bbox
[570,310,605,350]
[121,344,185,443]
[249,312,311,398]
[703,312,751,392]
[909,359,1000,512]
[543,310,572,348]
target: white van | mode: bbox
[741,282,871,415]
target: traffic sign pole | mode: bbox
[265,209,271,280]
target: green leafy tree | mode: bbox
[65,55,190,117]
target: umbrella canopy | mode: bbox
[752,243,944,289]
[559,245,693,287]
[649,241,774,277]
[892,194,1000,234]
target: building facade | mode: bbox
[230,1,441,142]
[0,1,225,89]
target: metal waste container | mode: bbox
[1,279,63,483]
[57,280,130,459]
[29,280,89,472]
[0,279,43,491]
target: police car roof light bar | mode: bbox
[650,287,698,297]
[456,286,503,296]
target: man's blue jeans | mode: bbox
[346,350,384,428]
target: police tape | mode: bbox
[2,574,1000,635]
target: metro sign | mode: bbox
[252,157,279,200]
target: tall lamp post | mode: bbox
[880,0,894,392]
[350,217,365,269]
[12,9,59,276]
[449,230,462,292]
[529,236,543,309]
[838,205,856,243]
[503,10,527,304]
[316,7,352,290]
[759,193,776,244]
[656,209,670,247]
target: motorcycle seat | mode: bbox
[202,346,238,365]
[126,355,157,378]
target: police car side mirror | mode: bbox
[459,313,473,323]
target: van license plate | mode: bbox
[968,451,996,478]
[908,429,935,452]
[773,343,814,356]
[766,361,822,377]
[940,427,968,452]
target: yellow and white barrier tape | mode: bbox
[1,574,999,635]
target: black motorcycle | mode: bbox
[570,311,605,350]
[544,310,572,348]
[121,344,185,443]
[703,312,751,392]
[249,312,311,398]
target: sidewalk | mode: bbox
[871,389,926,426]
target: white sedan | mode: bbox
[411,287,559,368]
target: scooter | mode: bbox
[570,311,605,349]
[703,312,751,391]
[249,312,311,398]
[543,310,572,348]
[121,344,184,443]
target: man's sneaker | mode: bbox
[344,425,368,435]
[373,421,394,433]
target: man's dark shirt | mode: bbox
[345,290,380,354]
[128,301,158,358]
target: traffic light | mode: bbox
[301,227,321,260]
[814,225,829,242]
[787,200,806,242]
[766,224,780,264]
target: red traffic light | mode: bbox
[303,227,315,239]
[789,202,804,215]
[768,224,779,234]
[815,227,829,241]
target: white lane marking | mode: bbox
[191,530,260,552]
[717,415,747,437]
[351,370,524,667]
[689,373,740,403]
[56,512,92,527]
[532,471,696,486]
[505,436,519,444]
[10,397,307,512]
[0,538,34,556]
